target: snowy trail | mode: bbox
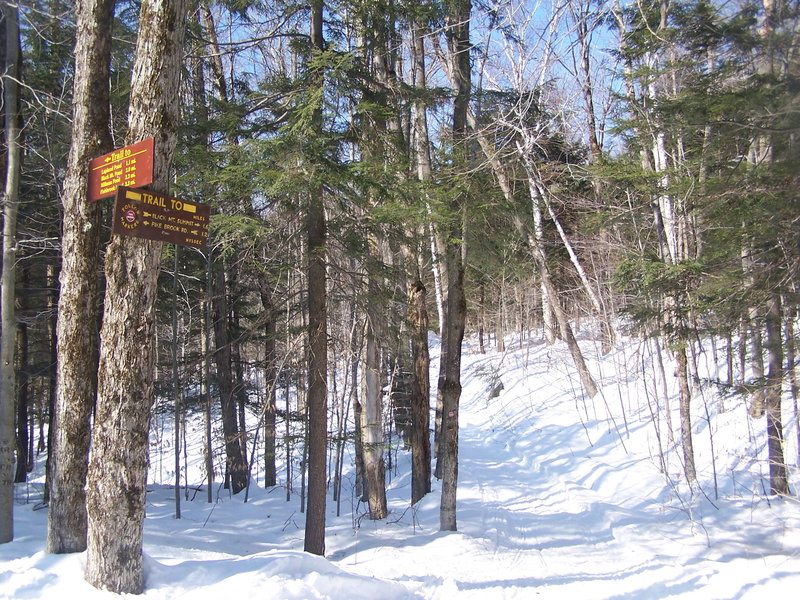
[335,339,800,599]
[2,334,799,599]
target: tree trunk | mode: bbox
[764,293,789,495]
[518,148,609,350]
[0,0,22,544]
[438,248,466,531]
[84,0,187,592]
[303,0,328,557]
[43,261,58,503]
[47,0,115,554]
[408,19,441,468]
[232,306,249,465]
[786,304,800,467]
[675,346,696,484]
[408,278,431,505]
[510,204,599,399]
[410,20,446,336]
[260,278,278,487]
[202,289,213,503]
[747,307,766,418]
[211,260,248,493]
[14,308,28,483]
[361,326,387,519]
[470,106,599,399]
[171,248,181,519]
[438,0,471,533]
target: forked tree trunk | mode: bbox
[84,0,187,592]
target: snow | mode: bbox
[2,331,799,599]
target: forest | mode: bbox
[0,0,798,595]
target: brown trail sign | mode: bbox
[112,187,210,249]
[88,138,155,201]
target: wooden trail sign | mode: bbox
[112,187,210,249]
[88,138,154,201]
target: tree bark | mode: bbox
[410,19,446,456]
[361,326,387,519]
[303,0,328,557]
[408,278,431,505]
[438,0,471,532]
[0,0,22,544]
[232,306,249,465]
[675,346,696,484]
[260,278,278,487]
[84,0,187,592]
[43,262,58,503]
[750,0,789,494]
[211,260,248,493]
[14,305,28,483]
[786,304,800,467]
[764,293,789,495]
[47,0,115,554]
[202,289,213,503]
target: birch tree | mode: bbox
[471,0,600,397]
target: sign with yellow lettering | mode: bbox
[88,138,155,201]
[112,187,210,249]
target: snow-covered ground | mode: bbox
[2,331,799,599]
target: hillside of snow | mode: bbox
[2,331,799,599]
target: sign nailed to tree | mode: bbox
[112,187,210,249]
[88,137,154,201]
